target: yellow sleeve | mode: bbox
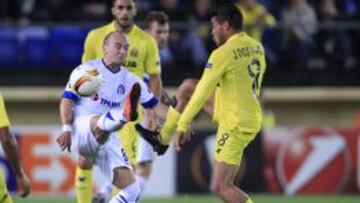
[265,13,276,27]
[81,31,96,63]
[145,36,161,75]
[258,5,276,27]
[177,50,227,132]
[0,94,10,128]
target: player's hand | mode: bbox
[174,130,191,152]
[57,131,72,152]
[17,174,31,197]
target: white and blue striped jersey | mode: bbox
[62,59,158,117]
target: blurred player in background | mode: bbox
[57,31,169,203]
[143,4,266,203]
[143,10,175,128]
[145,11,170,55]
[79,0,162,202]
[236,0,276,41]
[0,94,31,202]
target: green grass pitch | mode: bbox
[13,194,360,203]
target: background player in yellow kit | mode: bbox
[68,0,162,202]
[0,94,31,202]
[170,4,266,203]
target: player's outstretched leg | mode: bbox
[136,86,184,155]
[155,79,196,151]
[97,83,141,132]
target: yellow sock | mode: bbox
[0,172,13,203]
[75,167,93,203]
[246,198,254,203]
[160,106,181,145]
[118,122,139,165]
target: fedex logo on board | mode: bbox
[0,133,78,194]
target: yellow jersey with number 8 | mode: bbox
[178,32,266,133]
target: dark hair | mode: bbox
[111,0,136,5]
[210,4,243,31]
[144,11,169,29]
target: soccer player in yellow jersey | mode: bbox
[0,94,31,202]
[173,4,266,203]
[172,0,274,117]
[74,0,162,202]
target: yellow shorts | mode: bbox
[0,171,13,203]
[117,121,139,165]
[214,126,257,165]
[117,105,143,165]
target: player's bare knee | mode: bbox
[175,99,188,112]
[112,167,136,189]
[112,168,141,201]
[182,78,198,89]
[182,79,197,93]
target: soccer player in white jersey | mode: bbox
[93,11,173,203]
[56,30,169,203]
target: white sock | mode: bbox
[109,181,141,203]
[97,109,127,132]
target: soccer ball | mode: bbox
[69,68,102,96]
